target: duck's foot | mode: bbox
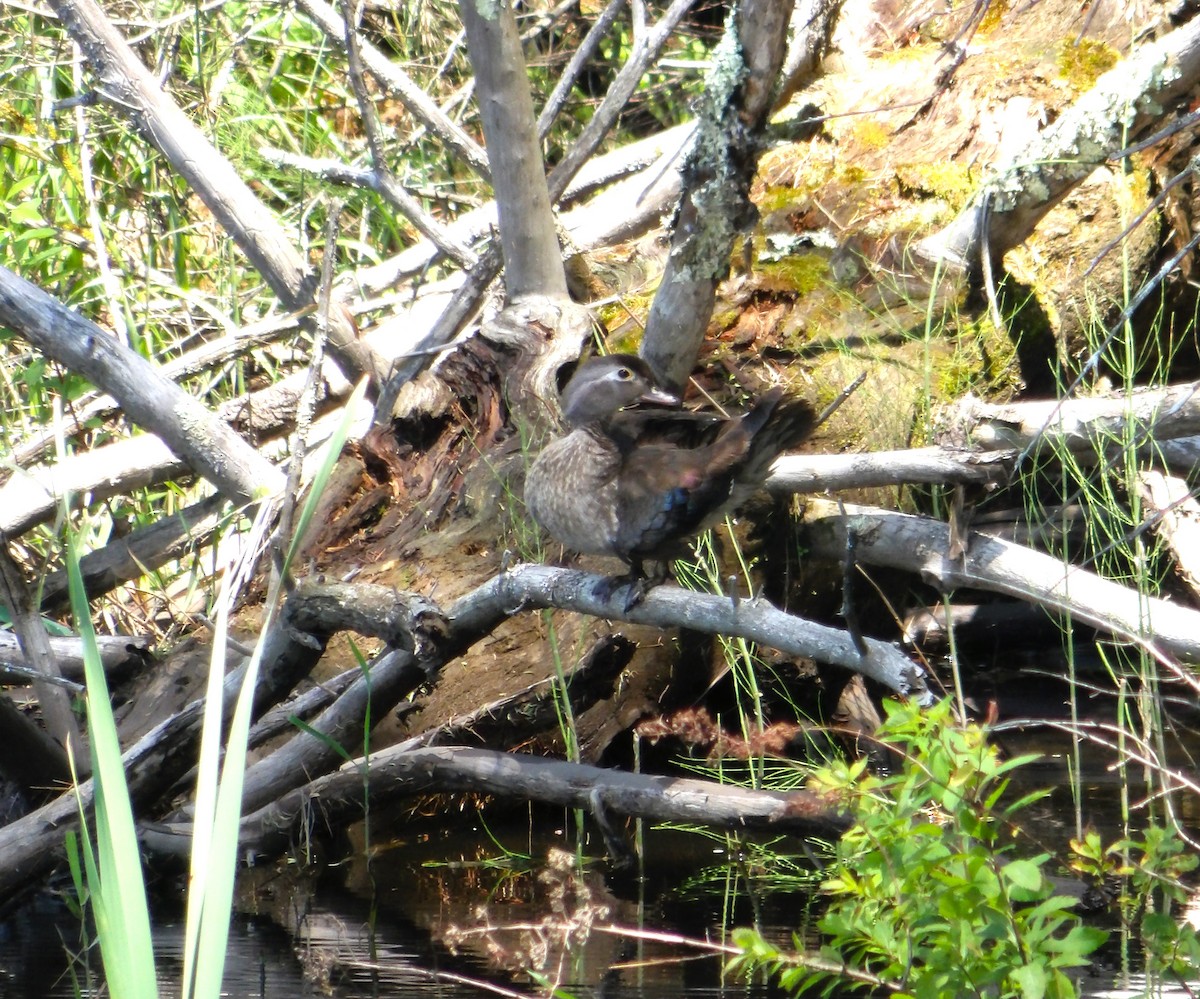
[593,572,650,612]
[593,560,672,612]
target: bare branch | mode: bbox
[295,0,492,180]
[936,382,1200,454]
[458,0,567,301]
[0,267,283,505]
[0,543,80,782]
[803,499,1200,663]
[48,0,389,389]
[168,745,853,862]
[449,564,931,700]
[641,0,798,392]
[1137,470,1200,604]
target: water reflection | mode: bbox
[3,721,1197,996]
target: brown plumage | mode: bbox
[524,354,815,577]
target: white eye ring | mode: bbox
[616,367,632,380]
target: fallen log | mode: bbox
[139,745,853,863]
[803,498,1200,663]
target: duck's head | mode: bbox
[560,354,679,427]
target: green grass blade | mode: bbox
[182,375,369,999]
[67,525,159,998]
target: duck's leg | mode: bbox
[592,558,654,612]
[620,558,676,611]
[621,559,652,612]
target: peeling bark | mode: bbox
[918,13,1200,270]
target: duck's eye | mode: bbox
[616,367,632,380]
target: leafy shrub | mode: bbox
[732,699,1106,998]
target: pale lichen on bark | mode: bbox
[986,44,1176,216]
[469,0,503,20]
[673,14,750,282]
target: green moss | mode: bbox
[849,119,891,151]
[894,162,976,208]
[711,306,741,332]
[758,253,831,296]
[597,293,654,354]
[758,185,807,215]
[1057,38,1119,91]
[977,0,1008,32]
[837,163,870,186]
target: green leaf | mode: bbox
[1010,961,1048,999]
[9,200,45,226]
[1045,924,1107,963]
[1002,858,1045,892]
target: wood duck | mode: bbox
[524,354,816,581]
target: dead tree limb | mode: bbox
[0,543,80,786]
[0,267,282,506]
[295,0,491,179]
[0,632,151,681]
[0,433,188,538]
[0,608,328,900]
[47,0,388,389]
[641,0,798,392]
[768,446,1015,493]
[803,498,1200,663]
[38,494,227,612]
[236,633,634,816]
[1137,470,1200,604]
[450,564,930,700]
[936,383,1200,454]
[917,12,1200,271]
[9,310,303,468]
[458,0,566,303]
[232,562,928,822]
[141,745,852,862]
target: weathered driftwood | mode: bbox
[339,4,478,271]
[0,632,151,681]
[452,564,930,700]
[916,13,1200,269]
[9,311,303,469]
[335,123,691,299]
[48,0,387,390]
[244,668,357,750]
[0,434,189,538]
[0,610,327,900]
[0,545,83,781]
[936,383,1200,454]
[38,494,227,612]
[0,267,282,505]
[209,636,635,819]
[234,647,425,816]
[140,745,852,863]
[1137,470,1200,604]
[803,498,1200,663]
[542,0,696,207]
[768,445,1014,492]
[235,567,926,821]
[640,0,799,393]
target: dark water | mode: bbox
[2,724,1197,997]
[0,821,817,998]
[0,895,319,998]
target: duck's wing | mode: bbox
[613,428,753,558]
[605,406,725,450]
[613,392,816,559]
